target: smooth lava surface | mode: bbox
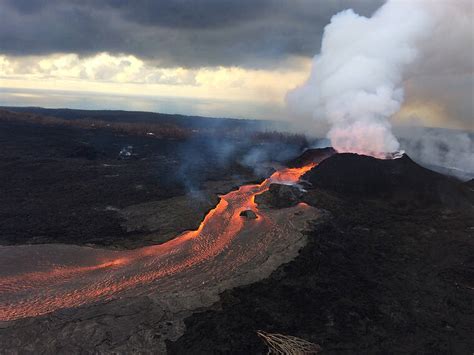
[0,163,316,321]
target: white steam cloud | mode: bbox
[287,0,435,157]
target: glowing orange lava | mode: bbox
[0,163,316,321]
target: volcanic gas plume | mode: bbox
[287,0,471,158]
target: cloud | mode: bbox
[0,0,383,68]
[0,53,310,111]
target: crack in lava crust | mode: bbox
[0,163,316,321]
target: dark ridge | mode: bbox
[168,151,473,354]
[0,106,271,130]
[304,153,472,207]
[286,147,336,168]
[465,179,474,188]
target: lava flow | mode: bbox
[0,163,316,321]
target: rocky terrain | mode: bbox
[0,113,472,354]
[168,151,474,354]
[0,116,305,249]
[0,188,323,354]
[304,153,472,207]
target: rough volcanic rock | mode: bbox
[286,147,336,168]
[0,204,322,354]
[68,143,101,160]
[168,197,474,354]
[466,179,474,189]
[167,150,473,353]
[304,153,472,208]
[239,209,257,219]
[119,190,220,246]
[0,119,262,249]
[255,183,304,208]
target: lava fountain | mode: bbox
[0,163,316,321]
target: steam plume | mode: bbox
[287,0,433,157]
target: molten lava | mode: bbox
[0,163,316,321]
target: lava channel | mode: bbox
[0,163,316,321]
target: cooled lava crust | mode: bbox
[168,149,474,355]
[304,152,472,207]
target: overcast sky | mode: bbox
[0,0,384,66]
[0,0,472,130]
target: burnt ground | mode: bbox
[168,153,474,354]
[0,119,302,248]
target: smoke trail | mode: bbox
[286,0,433,157]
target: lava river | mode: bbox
[0,163,316,321]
